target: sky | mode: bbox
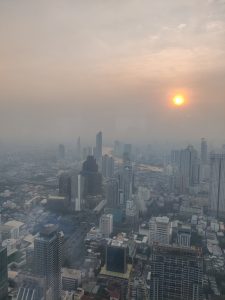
[0,0,224,145]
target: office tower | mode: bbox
[95,131,102,161]
[149,244,203,300]
[209,153,225,217]
[201,138,208,164]
[177,224,191,247]
[76,136,81,161]
[102,154,114,178]
[75,174,83,211]
[0,246,8,300]
[149,216,170,246]
[106,240,127,273]
[125,198,138,229]
[106,178,119,207]
[34,224,63,300]
[59,172,71,200]
[58,144,65,159]
[81,155,102,197]
[99,214,113,237]
[179,145,200,192]
[119,160,134,204]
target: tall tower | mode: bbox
[179,145,199,192]
[149,244,203,300]
[95,131,102,161]
[34,224,63,300]
[81,156,102,197]
[201,138,208,164]
[0,246,8,300]
[149,216,170,246]
[106,178,119,208]
[99,214,113,237]
[102,154,114,178]
[76,137,81,161]
[209,153,225,217]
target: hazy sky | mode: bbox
[0,0,224,145]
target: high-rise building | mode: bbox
[95,131,102,161]
[58,144,65,160]
[149,216,170,246]
[106,178,119,208]
[106,240,127,274]
[102,154,114,178]
[34,224,63,300]
[81,155,102,197]
[149,244,203,300]
[0,246,8,300]
[118,160,133,204]
[99,214,113,237]
[76,137,81,161]
[75,174,84,211]
[201,138,208,164]
[178,145,200,192]
[59,172,71,200]
[177,224,191,247]
[209,153,225,217]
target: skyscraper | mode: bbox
[0,246,8,300]
[209,153,225,217]
[179,145,200,192]
[34,224,63,300]
[118,160,133,204]
[95,131,102,161]
[106,178,119,208]
[59,172,71,200]
[201,138,208,164]
[76,136,81,161]
[99,214,113,237]
[149,244,203,300]
[81,155,102,196]
[149,216,171,246]
[106,240,127,274]
[102,154,114,178]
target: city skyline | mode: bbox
[0,0,224,144]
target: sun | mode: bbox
[172,94,185,106]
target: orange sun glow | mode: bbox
[172,95,185,106]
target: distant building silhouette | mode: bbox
[58,144,65,159]
[81,155,102,197]
[102,154,114,178]
[201,138,208,164]
[209,153,225,217]
[95,131,102,161]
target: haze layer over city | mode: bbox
[0,1,225,300]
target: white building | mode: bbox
[149,216,171,245]
[99,214,113,237]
